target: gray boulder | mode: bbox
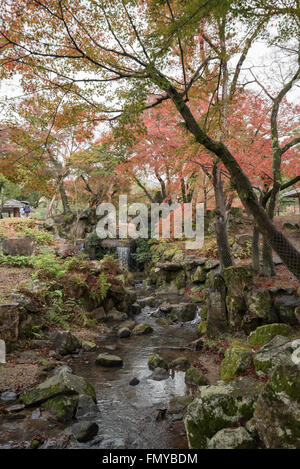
[71,421,99,442]
[75,395,99,420]
[11,293,40,313]
[50,331,82,355]
[1,391,17,402]
[2,237,34,256]
[95,353,123,367]
[57,244,79,258]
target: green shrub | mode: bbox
[31,254,68,280]
[90,272,111,303]
[132,238,152,264]
[0,254,33,267]
[14,222,54,245]
[20,227,54,245]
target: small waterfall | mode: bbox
[116,246,131,269]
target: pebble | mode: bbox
[1,391,17,402]
[31,408,41,419]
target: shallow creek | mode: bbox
[0,281,218,449]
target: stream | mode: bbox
[0,280,218,449]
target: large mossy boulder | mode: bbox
[219,341,252,381]
[222,265,253,329]
[207,427,256,449]
[20,371,96,406]
[148,353,168,371]
[254,359,300,448]
[248,323,291,346]
[245,288,272,321]
[185,366,208,386]
[184,377,263,449]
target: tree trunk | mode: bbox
[261,191,276,276]
[46,194,56,219]
[252,225,260,273]
[59,181,71,214]
[262,238,276,276]
[213,163,234,270]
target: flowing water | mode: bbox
[116,246,131,270]
[0,281,218,449]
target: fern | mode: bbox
[90,272,111,303]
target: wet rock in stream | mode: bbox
[129,378,140,386]
[71,421,99,442]
[95,353,123,367]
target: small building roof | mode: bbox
[282,189,300,198]
[2,199,24,209]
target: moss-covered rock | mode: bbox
[168,303,197,322]
[184,377,263,449]
[223,265,253,329]
[254,359,300,448]
[175,270,186,289]
[253,335,292,374]
[219,341,252,381]
[248,323,291,346]
[95,353,123,367]
[200,305,208,320]
[207,427,256,449]
[42,395,77,423]
[81,340,97,351]
[197,321,207,337]
[185,366,208,386]
[148,353,168,371]
[192,266,206,283]
[132,323,153,335]
[245,288,272,321]
[20,372,96,406]
[171,357,190,369]
[50,331,82,356]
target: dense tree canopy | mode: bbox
[0,0,299,277]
